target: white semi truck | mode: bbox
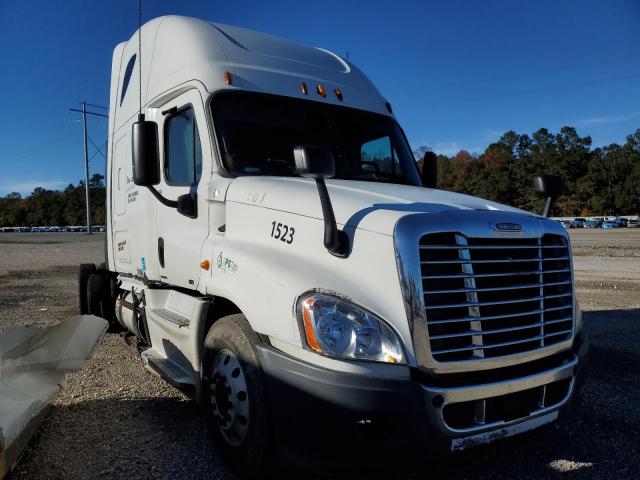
[80,16,588,476]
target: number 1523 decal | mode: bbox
[270,221,295,244]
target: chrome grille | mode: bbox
[419,233,574,362]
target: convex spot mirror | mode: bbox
[533,174,565,217]
[132,115,160,186]
[421,151,437,189]
[533,174,564,198]
[177,192,197,219]
[293,145,335,179]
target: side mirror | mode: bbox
[177,192,197,219]
[293,145,348,257]
[421,151,437,189]
[533,174,564,217]
[131,115,160,186]
[293,145,335,179]
[131,115,198,219]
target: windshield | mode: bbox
[211,92,422,186]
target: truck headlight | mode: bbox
[298,293,405,364]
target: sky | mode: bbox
[0,0,639,195]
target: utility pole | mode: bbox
[69,102,108,234]
[82,102,91,233]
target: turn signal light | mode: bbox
[200,260,210,270]
[300,82,308,95]
[316,84,326,97]
[301,297,321,352]
[224,71,233,86]
[334,88,343,101]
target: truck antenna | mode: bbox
[137,0,143,120]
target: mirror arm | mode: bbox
[147,185,178,208]
[315,178,349,257]
[542,197,553,217]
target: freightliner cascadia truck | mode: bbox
[79,16,588,476]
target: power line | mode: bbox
[82,102,108,110]
[69,107,108,118]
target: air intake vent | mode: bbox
[419,233,573,363]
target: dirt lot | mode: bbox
[0,230,639,479]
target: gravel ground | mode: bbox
[0,230,639,479]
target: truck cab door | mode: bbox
[155,90,211,289]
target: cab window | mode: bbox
[164,107,202,185]
[211,92,422,186]
[360,136,400,176]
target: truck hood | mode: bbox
[225,176,537,236]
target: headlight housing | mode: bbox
[298,293,405,364]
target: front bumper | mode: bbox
[256,331,588,469]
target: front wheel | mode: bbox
[202,315,272,478]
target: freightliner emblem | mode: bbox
[493,222,523,232]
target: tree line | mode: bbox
[1,126,638,225]
[415,127,640,216]
[0,174,106,227]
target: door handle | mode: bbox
[158,237,165,268]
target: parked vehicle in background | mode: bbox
[614,218,628,227]
[571,218,586,228]
[560,220,572,229]
[584,219,602,228]
[602,220,617,229]
[628,219,639,228]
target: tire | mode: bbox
[78,263,96,314]
[202,315,272,479]
[86,272,122,333]
[86,273,106,318]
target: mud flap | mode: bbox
[0,315,107,478]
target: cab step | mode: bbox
[141,349,196,395]
[148,307,190,327]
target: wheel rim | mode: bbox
[210,349,250,446]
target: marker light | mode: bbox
[300,82,308,95]
[200,260,210,270]
[316,84,326,97]
[334,88,343,101]
[298,293,405,364]
[224,71,233,86]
